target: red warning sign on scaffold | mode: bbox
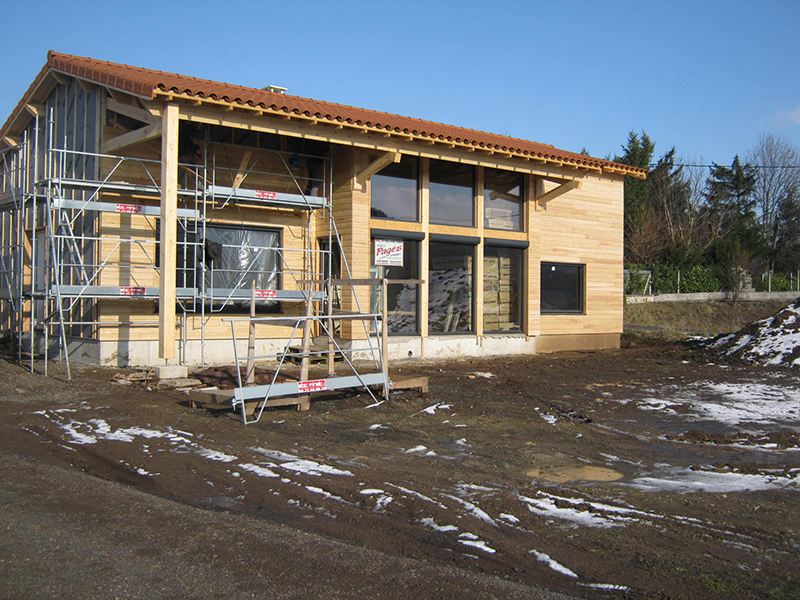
[115,204,143,213]
[254,190,278,200]
[255,289,277,298]
[120,287,147,296]
[297,380,327,393]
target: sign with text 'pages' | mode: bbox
[374,239,403,267]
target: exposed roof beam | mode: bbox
[536,179,581,205]
[52,71,71,86]
[2,135,20,148]
[77,79,98,95]
[103,122,163,153]
[25,104,44,118]
[106,97,159,125]
[355,151,401,190]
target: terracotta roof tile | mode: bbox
[3,51,646,178]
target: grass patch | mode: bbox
[624,300,791,337]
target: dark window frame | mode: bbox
[483,245,524,333]
[540,262,585,315]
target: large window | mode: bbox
[429,242,474,333]
[541,262,584,314]
[371,155,419,222]
[370,238,420,334]
[202,224,281,311]
[429,159,474,227]
[483,246,522,332]
[484,168,523,231]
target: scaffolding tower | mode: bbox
[0,113,390,416]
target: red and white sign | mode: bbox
[254,190,278,200]
[374,239,404,267]
[255,289,277,298]
[120,286,147,296]
[115,204,143,213]
[298,379,327,393]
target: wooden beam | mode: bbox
[232,150,252,189]
[2,135,20,148]
[52,71,71,86]
[536,179,581,205]
[159,103,180,360]
[103,122,163,153]
[25,104,44,118]
[106,97,159,125]
[178,103,598,179]
[77,79,98,95]
[355,150,401,190]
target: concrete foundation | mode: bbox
[56,332,621,368]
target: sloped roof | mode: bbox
[2,51,646,178]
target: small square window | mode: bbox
[541,262,584,314]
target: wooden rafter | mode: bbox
[355,151,401,190]
[536,179,581,205]
[106,97,159,125]
[232,150,252,189]
[103,122,163,153]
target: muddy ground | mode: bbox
[1,336,799,599]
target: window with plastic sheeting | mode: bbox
[202,225,281,312]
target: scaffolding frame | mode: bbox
[0,110,388,415]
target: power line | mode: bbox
[649,163,800,169]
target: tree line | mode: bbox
[613,131,800,294]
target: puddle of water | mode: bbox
[527,465,623,483]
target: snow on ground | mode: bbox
[631,379,800,432]
[708,297,800,367]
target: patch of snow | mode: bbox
[625,468,799,493]
[419,517,458,532]
[500,513,520,523]
[404,445,428,454]
[442,494,498,526]
[386,483,447,508]
[529,550,579,578]
[238,463,280,478]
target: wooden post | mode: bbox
[380,278,389,400]
[246,280,256,385]
[326,278,335,377]
[298,284,314,411]
[158,103,179,359]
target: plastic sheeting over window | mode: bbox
[204,226,280,310]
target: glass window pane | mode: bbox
[370,240,419,334]
[541,262,584,313]
[483,247,522,332]
[371,155,419,222]
[484,168,523,231]
[429,242,473,333]
[429,159,474,227]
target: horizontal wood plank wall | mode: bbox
[533,174,624,336]
[96,139,316,343]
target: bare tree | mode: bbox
[747,134,800,263]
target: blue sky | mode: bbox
[2,0,799,167]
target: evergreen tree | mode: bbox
[614,131,657,263]
[704,156,761,254]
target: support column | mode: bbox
[159,103,179,359]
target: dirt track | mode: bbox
[1,336,799,599]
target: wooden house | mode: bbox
[0,51,646,369]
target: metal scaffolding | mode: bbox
[0,113,388,415]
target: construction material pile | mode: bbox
[708,297,800,368]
